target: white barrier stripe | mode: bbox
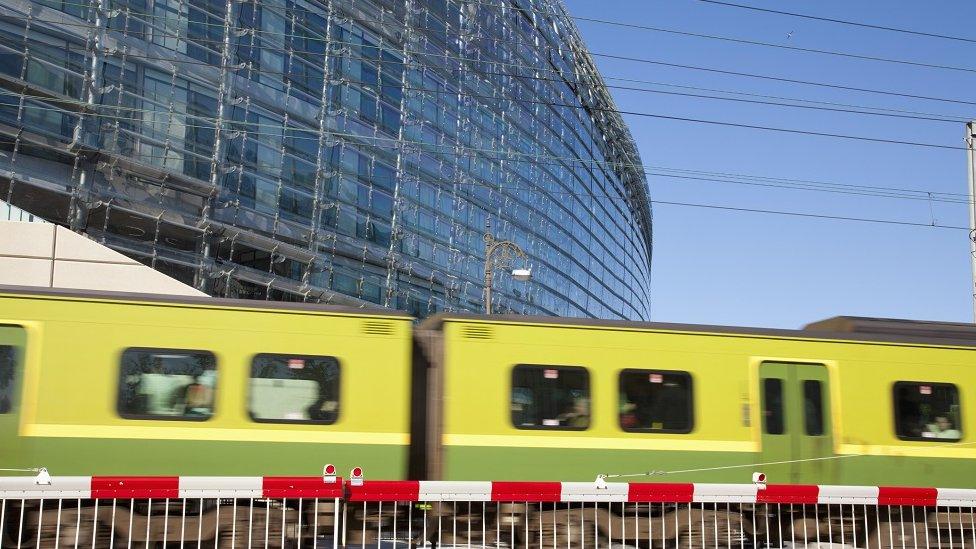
[561,482,627,502]
[178,476,262,498]
[0,476,92,499]
[418,481,492,501]
[693,483,759,503]
[817,485,879,505]
[937,488,976,507]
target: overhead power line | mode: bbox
[4,89,972,208]
[30,44,970,125]
[4,138,959,233]
[695,0,976,45]
[11,9,976,109]
[465,0,976,74]
[651,200,967,231]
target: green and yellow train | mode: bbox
[2,285,974,487]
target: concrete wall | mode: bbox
[0,221,206,296]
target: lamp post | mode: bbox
[484,230,531,314]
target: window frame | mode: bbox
[0,344,17,415]
[248,353,342,425]
[116,347,217,422]
[510,363,591,432]
[618,368,694,434]
[892,380,963,442]
[762,377,786,435]
[802,379,825,436]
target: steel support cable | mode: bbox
[10,84,964,152]
[6,5,976,108]
[6,42,970,125]
[0,96,970,210]
[0,138,970,231]
[459,0,976,74]
[2,94,972,208]
[0,90,970,199]
[603,438,976,479]
[3,135,964,231]
[694,0,976,44]
[1,31,970,150]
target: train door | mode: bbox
[759,362,834,483]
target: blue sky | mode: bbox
[562,0,975,328]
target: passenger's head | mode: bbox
[573,397,589,415]
[936,416,953,431]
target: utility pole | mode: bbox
[967,121,976,322]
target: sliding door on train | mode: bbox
[758,361,835,484]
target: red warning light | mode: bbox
[324,464,336,475]
[352,467,363,477]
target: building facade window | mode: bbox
[0,0,652,320]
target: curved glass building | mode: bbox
[0,0,652,319]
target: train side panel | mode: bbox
[436,318,976,487]
[1,290,413,477]
[437,320,756,482]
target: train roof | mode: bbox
[5,285,974,348]
[420,312,976,349]
[0,285,412,319]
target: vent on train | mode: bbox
[362,320,395,336]
[461,325,494,340]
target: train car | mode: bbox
[417,314,976,487]
[5,284,976,489]
[0,285,414,477]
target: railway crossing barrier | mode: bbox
[3,473,976,548]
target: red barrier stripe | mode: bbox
[756,484,819,504]
[491,482,562,502]
[262,477,344,499]
[878,486,937,507]
[91,477,179,499]
[628,483,694,503]
[346,481,420,502]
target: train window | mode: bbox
[511,365,589,430]
[117,348,216,421]
[618,369,693,433]
[894,382,962,441]
[762,378,785,435]
[0,345,14,414]
[249,354,340,424]
[803,380,824,436]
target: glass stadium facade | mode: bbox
[0,0,652,319]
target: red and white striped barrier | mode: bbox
[4,477,976,548]
[1,477,974,507]
[342,480,976,507]
[0,475,343,499]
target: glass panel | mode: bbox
[803,380,824,436]
[118,348,216,420]
[249,354,340,424]
[511,365,589,430]
[894,382,962,441]
[762,378,784,435]
[619,369,693,433]
[0,345,14,414]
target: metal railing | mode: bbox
[3,474,976,548]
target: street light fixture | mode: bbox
[511,268,532,281]
[484,229,532,314]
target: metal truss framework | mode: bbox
[0,0,652,320]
